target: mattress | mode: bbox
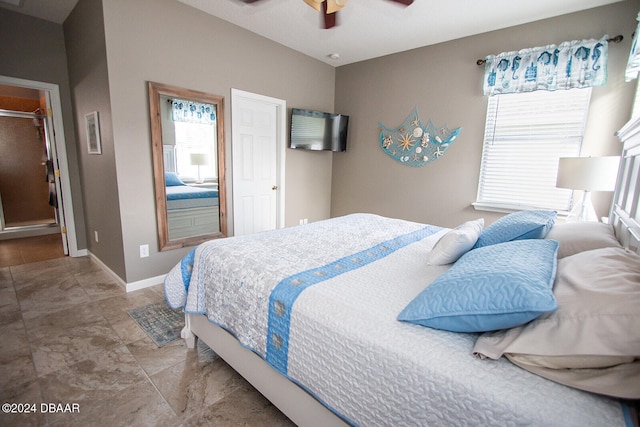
[166,185,219,210]
[165,213,628,426]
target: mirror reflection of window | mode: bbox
[173,121,217,183]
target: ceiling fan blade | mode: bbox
[387,0,414,5]
[322,2,337,29]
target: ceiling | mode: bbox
[0,0,79,24]
[0,0,623,66]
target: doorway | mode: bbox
[0,75,80,257]
[0,110,59,232]
[231,89,286,236]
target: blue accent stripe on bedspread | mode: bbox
[180,247,197,293]
[621,401,637,427]
[265,225,439,375]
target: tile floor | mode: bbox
[0,240,295,426]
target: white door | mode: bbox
[231,89,286,236]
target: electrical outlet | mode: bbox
[94,231,99,242]
[299,218,309,225]
[140,244,149,258]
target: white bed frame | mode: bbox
[180,116,640,427]
[611,116,640,255]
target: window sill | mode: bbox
[188,182,218,189]
[473,201,570,218]
[472,202,537,214]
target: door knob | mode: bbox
[272,185,278,190]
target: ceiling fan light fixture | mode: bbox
[297,0,411,29]
[325,0,349,14]
[303,0,349,14]
[303,0,323,12]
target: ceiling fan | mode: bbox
[240,0,414,29]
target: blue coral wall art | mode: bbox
[379,108,461,167]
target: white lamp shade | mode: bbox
[556,156,620,191]
[190,153,209,166]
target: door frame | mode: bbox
[0,75,81,256]
[231,88,286,234]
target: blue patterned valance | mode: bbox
[483,37,608,96]
[626,13,640,81]
[171,99,216,125]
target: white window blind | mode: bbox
[475,88,591,212]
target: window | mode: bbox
[173,121,217,182]
[475,88,592,212]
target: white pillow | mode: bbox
[427,218,484,265]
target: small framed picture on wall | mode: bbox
[85,111,102,155]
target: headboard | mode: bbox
[611,116,640,254]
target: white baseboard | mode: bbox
[88,251,166,293]
[74,249,89,257]
[125,274,166,293]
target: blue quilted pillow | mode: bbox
[398,239,559,333]
[165,171,185,186]
[474,210,557,249]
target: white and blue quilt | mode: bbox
[165,214,439,363]
[164,213,629,427]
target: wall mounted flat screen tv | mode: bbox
[289,108,349,152]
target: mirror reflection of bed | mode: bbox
[164,171,219,240]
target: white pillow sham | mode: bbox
[427,218,484,265]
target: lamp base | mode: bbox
[195,165,203,184]
[566,191,598,222]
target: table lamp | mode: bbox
[556,156,619,222]
[190,153,209,184]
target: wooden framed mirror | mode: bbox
[148,81,227,251]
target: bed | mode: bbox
[165,172,219,240]
[164,118,640,426]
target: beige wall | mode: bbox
[67,0,336,282]
[65,0,126,278]
[332,1,639,228]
